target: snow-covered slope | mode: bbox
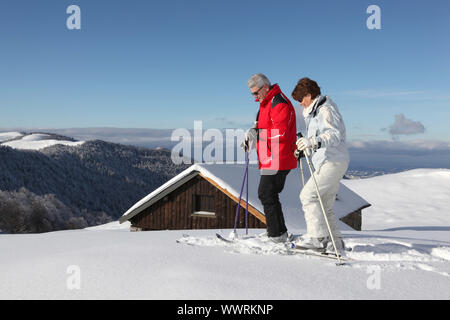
[341,169,450,230]
[0,169,449,299]
[0,132,84,150]
[0,131,23,142]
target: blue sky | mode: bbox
[1,0,449,142]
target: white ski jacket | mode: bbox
[303,95,349,170]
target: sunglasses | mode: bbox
[251,86,264,96]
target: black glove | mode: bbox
[294,149,305,160]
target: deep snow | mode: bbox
[0,169,449,299]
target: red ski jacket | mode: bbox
[256,84,298,171]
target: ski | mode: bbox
[288,244,350,262]
[291,243,326,253]
[215,233,234,243]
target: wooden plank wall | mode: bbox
[130,176,266,231]
[339,209,362,231]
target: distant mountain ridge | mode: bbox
[0,131,78,143]
[0,132,83,150]
[4,128,450,178]
[0,136,189,233]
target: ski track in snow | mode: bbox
[176,232,450,278]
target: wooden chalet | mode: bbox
[119,163,370,232]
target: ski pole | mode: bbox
[303,149,343,265]
[245,151,249,235]
[233,151,250,235]
[299,158,305,187]
[296,132,305,187]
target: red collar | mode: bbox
[260,84,282,107]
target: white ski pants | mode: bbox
[300,160,349,238]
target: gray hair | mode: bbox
[247,73,271,89]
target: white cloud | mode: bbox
[387,114,425,138]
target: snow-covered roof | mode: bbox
[120,163,370,230]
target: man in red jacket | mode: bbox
[244,73,298,242]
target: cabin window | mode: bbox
[192,194,216,217]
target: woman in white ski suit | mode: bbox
[292,78,349,252]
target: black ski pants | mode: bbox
[258,170,290,238]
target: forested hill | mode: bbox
[0,139,188,233]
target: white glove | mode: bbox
[296,137,315,151]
